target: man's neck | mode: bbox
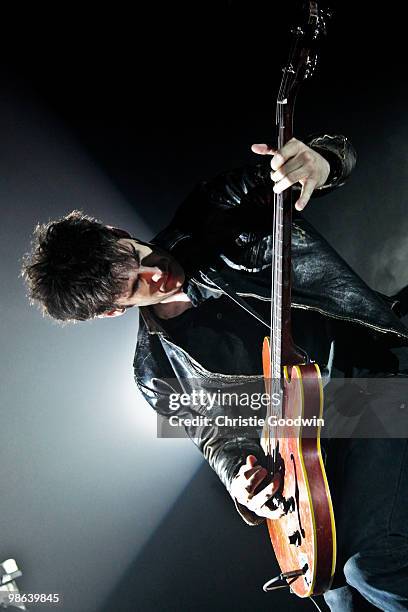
[152,289,193,319]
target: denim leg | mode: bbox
[324,584,377,611]
[343,546,408,610]
[323,438,408,611]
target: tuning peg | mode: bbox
[290,25,305,36]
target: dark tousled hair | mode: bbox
[21,210,136,322]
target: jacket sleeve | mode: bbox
[306,133,357,193]
[135,373,267,526]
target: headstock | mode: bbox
[279,1,333,101]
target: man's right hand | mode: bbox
[230,455,283,520]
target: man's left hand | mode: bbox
[251,138,330,211]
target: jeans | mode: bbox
[323,438,408,611]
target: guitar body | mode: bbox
[261,337,336,597]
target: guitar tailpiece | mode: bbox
[262,564,308,592]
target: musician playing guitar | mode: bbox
[23,6,408,606]
[24,124,408,609]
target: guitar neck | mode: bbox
[271,93,304,370]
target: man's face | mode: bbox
[114,238,185,309]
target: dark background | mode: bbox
[3,0,407,238]
[4,0,407,290]
[0,2,407,611]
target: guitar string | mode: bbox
[269,80,278,474]
[269,65,289,475]
[268,28,299,477]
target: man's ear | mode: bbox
[98,307,127,319]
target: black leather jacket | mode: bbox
[133,134,408,524]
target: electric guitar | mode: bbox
[261,1,336,597]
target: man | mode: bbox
[23,135,408,610]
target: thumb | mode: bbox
[246,455,258,468]
[295,179,316,211]
[251,143,277,156]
